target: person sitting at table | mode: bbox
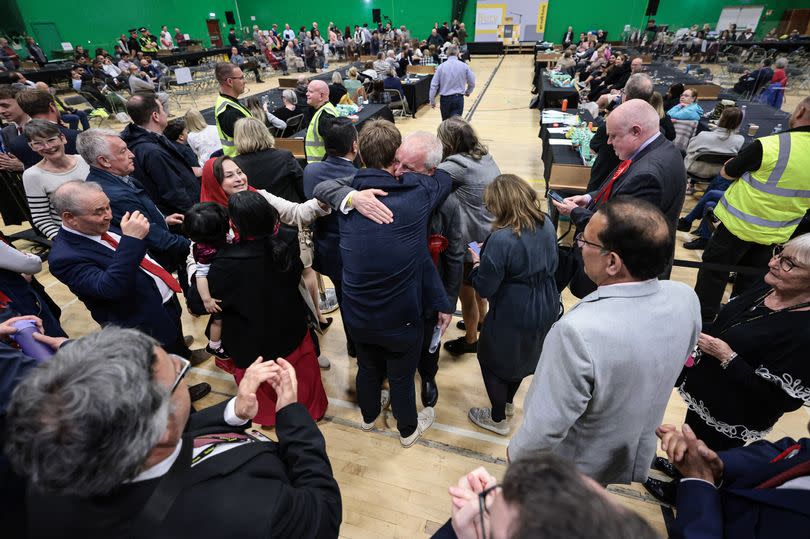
[772,57,789,87]
[24,37,48,67]
[733,58,774,96]
[663,83,685,111]
[763,28,779,42]
[650,91,676,141]
[367,79,391,104]
[667,87,704,121]
[383,71,404,99]
[284,40,305,72]
[587,54,631,101]
[328,71,348,106]
[562,26,575,47]
[343,67,366,101]
[230,46,263,83]
[272,89,310,129]
[555,50,576,73]
[738,27,755,42]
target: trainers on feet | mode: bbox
[318,355,331,369]
[505,403,515,417]
[468,407,510,436]
[400,407,435,447]
[205,344,230,359]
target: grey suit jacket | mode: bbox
[509,279,700,485]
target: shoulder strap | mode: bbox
[130,435,193,537]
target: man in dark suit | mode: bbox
[553,99,686,296]
[303,117,358,357]
[312,120,453,448]
[5,326,342,538]
[47,181,208,366]
[656,422,810,538]
[562,26,575,47]
[77,128,190,274]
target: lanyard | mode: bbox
[716,290,810,336]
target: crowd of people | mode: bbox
[1,14,810,539]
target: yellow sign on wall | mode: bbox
[536,1,548,33]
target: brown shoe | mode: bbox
[188,382,211,402]
[189,348,211,366]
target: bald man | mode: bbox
[305,80,338,163]
[553,99,686,295]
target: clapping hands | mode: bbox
[234,356,299,421]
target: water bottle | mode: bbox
[772,123,783,134]
[739,105,747,134]
[10,320,55,362]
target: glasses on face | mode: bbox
[228,75,245,81]
[29,136,62,150]
[772,244,802,272]
[478,484,501,539]
[575,232,608,252]
[169,353,191,394]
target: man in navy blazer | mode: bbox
[312,119,453,448]
[657,422,810,538]
[77,129,191,274]
[47,181,201,363]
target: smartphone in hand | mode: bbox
[468,241,481,256]
[547,190,565,203]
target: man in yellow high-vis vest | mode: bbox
[304,80,338,163]
[694,96,810,322]
[214,62,252,157]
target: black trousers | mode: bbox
[163,295,192,359]
[693,223,771,323]
[478,361,522,422]
[684,409,746,452]
[439,94,464,120]
[322,268,354,352]
[418,313,440,381]
[350,323,423,437]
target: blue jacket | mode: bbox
[338,168,452,331]
[675,436,810,539]
[667,102,705,121]
[87,167,190,271]
[302,155,357,279]
[48,227,182,348]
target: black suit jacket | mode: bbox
[26,401,342,538]
[573,134,686,232]
[234,148,305,202]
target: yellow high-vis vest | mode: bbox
[305,102,338,163]
[214,95,252,157]
[715,131,810,245]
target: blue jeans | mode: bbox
[439,93,464,120]
[61,110,90,131]
[684,175,732,223]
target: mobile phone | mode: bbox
[428,325,442,353]
[468,241,481,256]
[548,190,565,203]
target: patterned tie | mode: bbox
[100,232,182,293]
[593,159,632,205]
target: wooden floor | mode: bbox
[5,55,808,538]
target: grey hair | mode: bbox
[51,180,103,216]
[624,73,654,102]
[5,327,171,496]
[76,128,120,166]
[774,57,788,69]
[785,233,810,267]
[22,118,61,141]
[282,89,298,105]
[404,131,443,171]
[446,44,459,56]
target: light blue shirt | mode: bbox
[429,56,476,104]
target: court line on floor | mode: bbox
[464,55,505,122]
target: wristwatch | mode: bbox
[720,352,738,369]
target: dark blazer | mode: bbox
[675,437,810,539]
[4,123,78,170]
[334,168,452,331]
[429,194,464,312]
[48,227,181,348]
[207,227,309,368]
[120,124,201,215]
[234,148,305,202]
[302,155,358,279]
[86,167,190,271]
[573,134,687,232]
[25,400,343,539]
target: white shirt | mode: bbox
[61,225,174,303]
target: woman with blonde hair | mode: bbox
[232,117,332,329]
[437,117,501,356]
[466,174,559,435]
[184,109,222,166]
[343,66,365,101]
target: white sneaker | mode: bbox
[361,389,391,431]
[468,407,510,436]
[318,355,331,369]
[400,407,435,448]
[505,403,515,417]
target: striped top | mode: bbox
[22,156,90,239]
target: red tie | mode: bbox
[594,159,632,205]
[101,233,182,293]
[756,444,810,489]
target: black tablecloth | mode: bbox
[401,74,431,117]
[695,99,790,142]
[726,40,810,51]
[535,68,579,111]
[0,65,73,85]
[539,108,595,189]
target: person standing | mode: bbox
[429,45,475,120]
[693,96,810,323]
[304,80,338,164]
[214,62,253,157]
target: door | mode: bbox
[207,19,223,48]
[30,22,63,60]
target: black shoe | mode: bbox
[443,336,478,355]
[205,344,230,360]
[188,382,211,402]
[652,456,682,479]
[184,335,194,347]
[319,317,333,331]
[421,377,438,407]
[347,340,357,358]
[643,477,678,506]
[256,78,264,83]
[456,320,482,331]
[677,218,692,232]
[683,237,709,250]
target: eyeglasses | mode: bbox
[29,136,62,150]
[478,484,501,539]
[575,232,609,252]
[169,353,191,394]
[772,244,802,272]
[228,75,245,81]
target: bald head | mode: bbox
[606,100,660,160]
[789,96,810,129]
[306,80,329,108]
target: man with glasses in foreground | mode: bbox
[509,197,701,485]
[5,326,342,537]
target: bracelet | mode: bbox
[720,352,738,369]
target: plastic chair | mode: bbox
[278,114,305,138]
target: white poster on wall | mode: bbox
[475,0,548,42]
